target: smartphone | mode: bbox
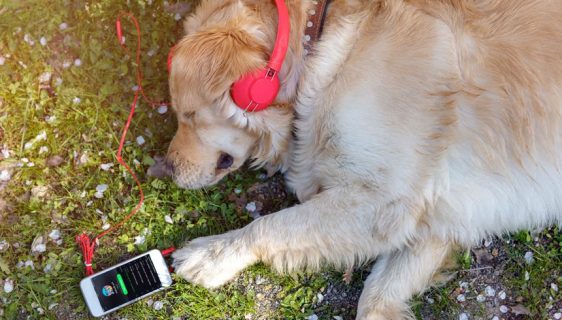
[80,249,173,317]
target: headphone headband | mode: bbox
[268,0,290,72]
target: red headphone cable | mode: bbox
[76,13,173,276]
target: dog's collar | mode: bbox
[303,0,331,55]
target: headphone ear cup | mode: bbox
[231,69,280,112]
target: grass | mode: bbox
[0,1,561,319]
[0,1,328,319]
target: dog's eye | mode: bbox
[216,152,234,170]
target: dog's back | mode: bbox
[416,0,562,241]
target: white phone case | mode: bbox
[80,249,173,317]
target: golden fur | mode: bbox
[166,1,562,318]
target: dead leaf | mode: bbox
[472,248,494,265]
[46,155,64,167]
[511,304,531,316]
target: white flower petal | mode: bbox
[3,279,14,293]
[245,202,257,212]
[136,136,145,145]
[153,300,164,310]
[157,105,168,114]
[485,286,496,297]
[524,251,534,264]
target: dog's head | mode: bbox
[164,0,296,189]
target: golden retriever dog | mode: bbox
[164,0,562,318]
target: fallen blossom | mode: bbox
[551,283,559,292]
[45,115,57,123]
[153,300,164,310]
[94,184,108,198]
[333,317,343,320]
[1,147,10,158]
[0,240,9,251]
[246,202,257,212]
[39,146,49,154]
[100,163,114,171]
[0,56,5,65]
[498,290,506,300]
[24,260,35,269]
[459,282,469,291]
[134,235,146,245]
[72,97,81,104]
[317,293,324,304]
[74,58,82,66]
[476,294,486,303]
[136,136,145,145]
[54,77,63,86]
[459,313,469,320]
[24,34,35,45]
[0,170,10,182]
[174,13,182,21]
[59,22,68,30]
[554,312,562,319]
[306,315,318,320]
[131,85,139,91]
[147,48,156,57]
[456,294,466,302]
[164,215,173,224]
[43,264,53,273]
[524,251,534,264]
[485,286,496,297]
[31,235,46,253]
[500,305,509,313]
[38,71,52,83]
[48,229,61,241]
[24,130,47,150]
[3,279,14,293]
[102,223,111,230]
[157,105,168,114]
[48,303,58,310]
[40,37,47,46]
[62,61,71,69]
[525,271,530,281]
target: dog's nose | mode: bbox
[164,159,175,176]
[147,155,174,179]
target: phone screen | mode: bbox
[91,254,162,311]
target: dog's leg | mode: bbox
[356,237,453,320]
[173,185,401,288]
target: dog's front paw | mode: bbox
[172,231,257,288]
[357,301,414,320]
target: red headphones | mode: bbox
[168,0,290,112]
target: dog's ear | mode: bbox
[170,26,268,108]
[184,0,246,35]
